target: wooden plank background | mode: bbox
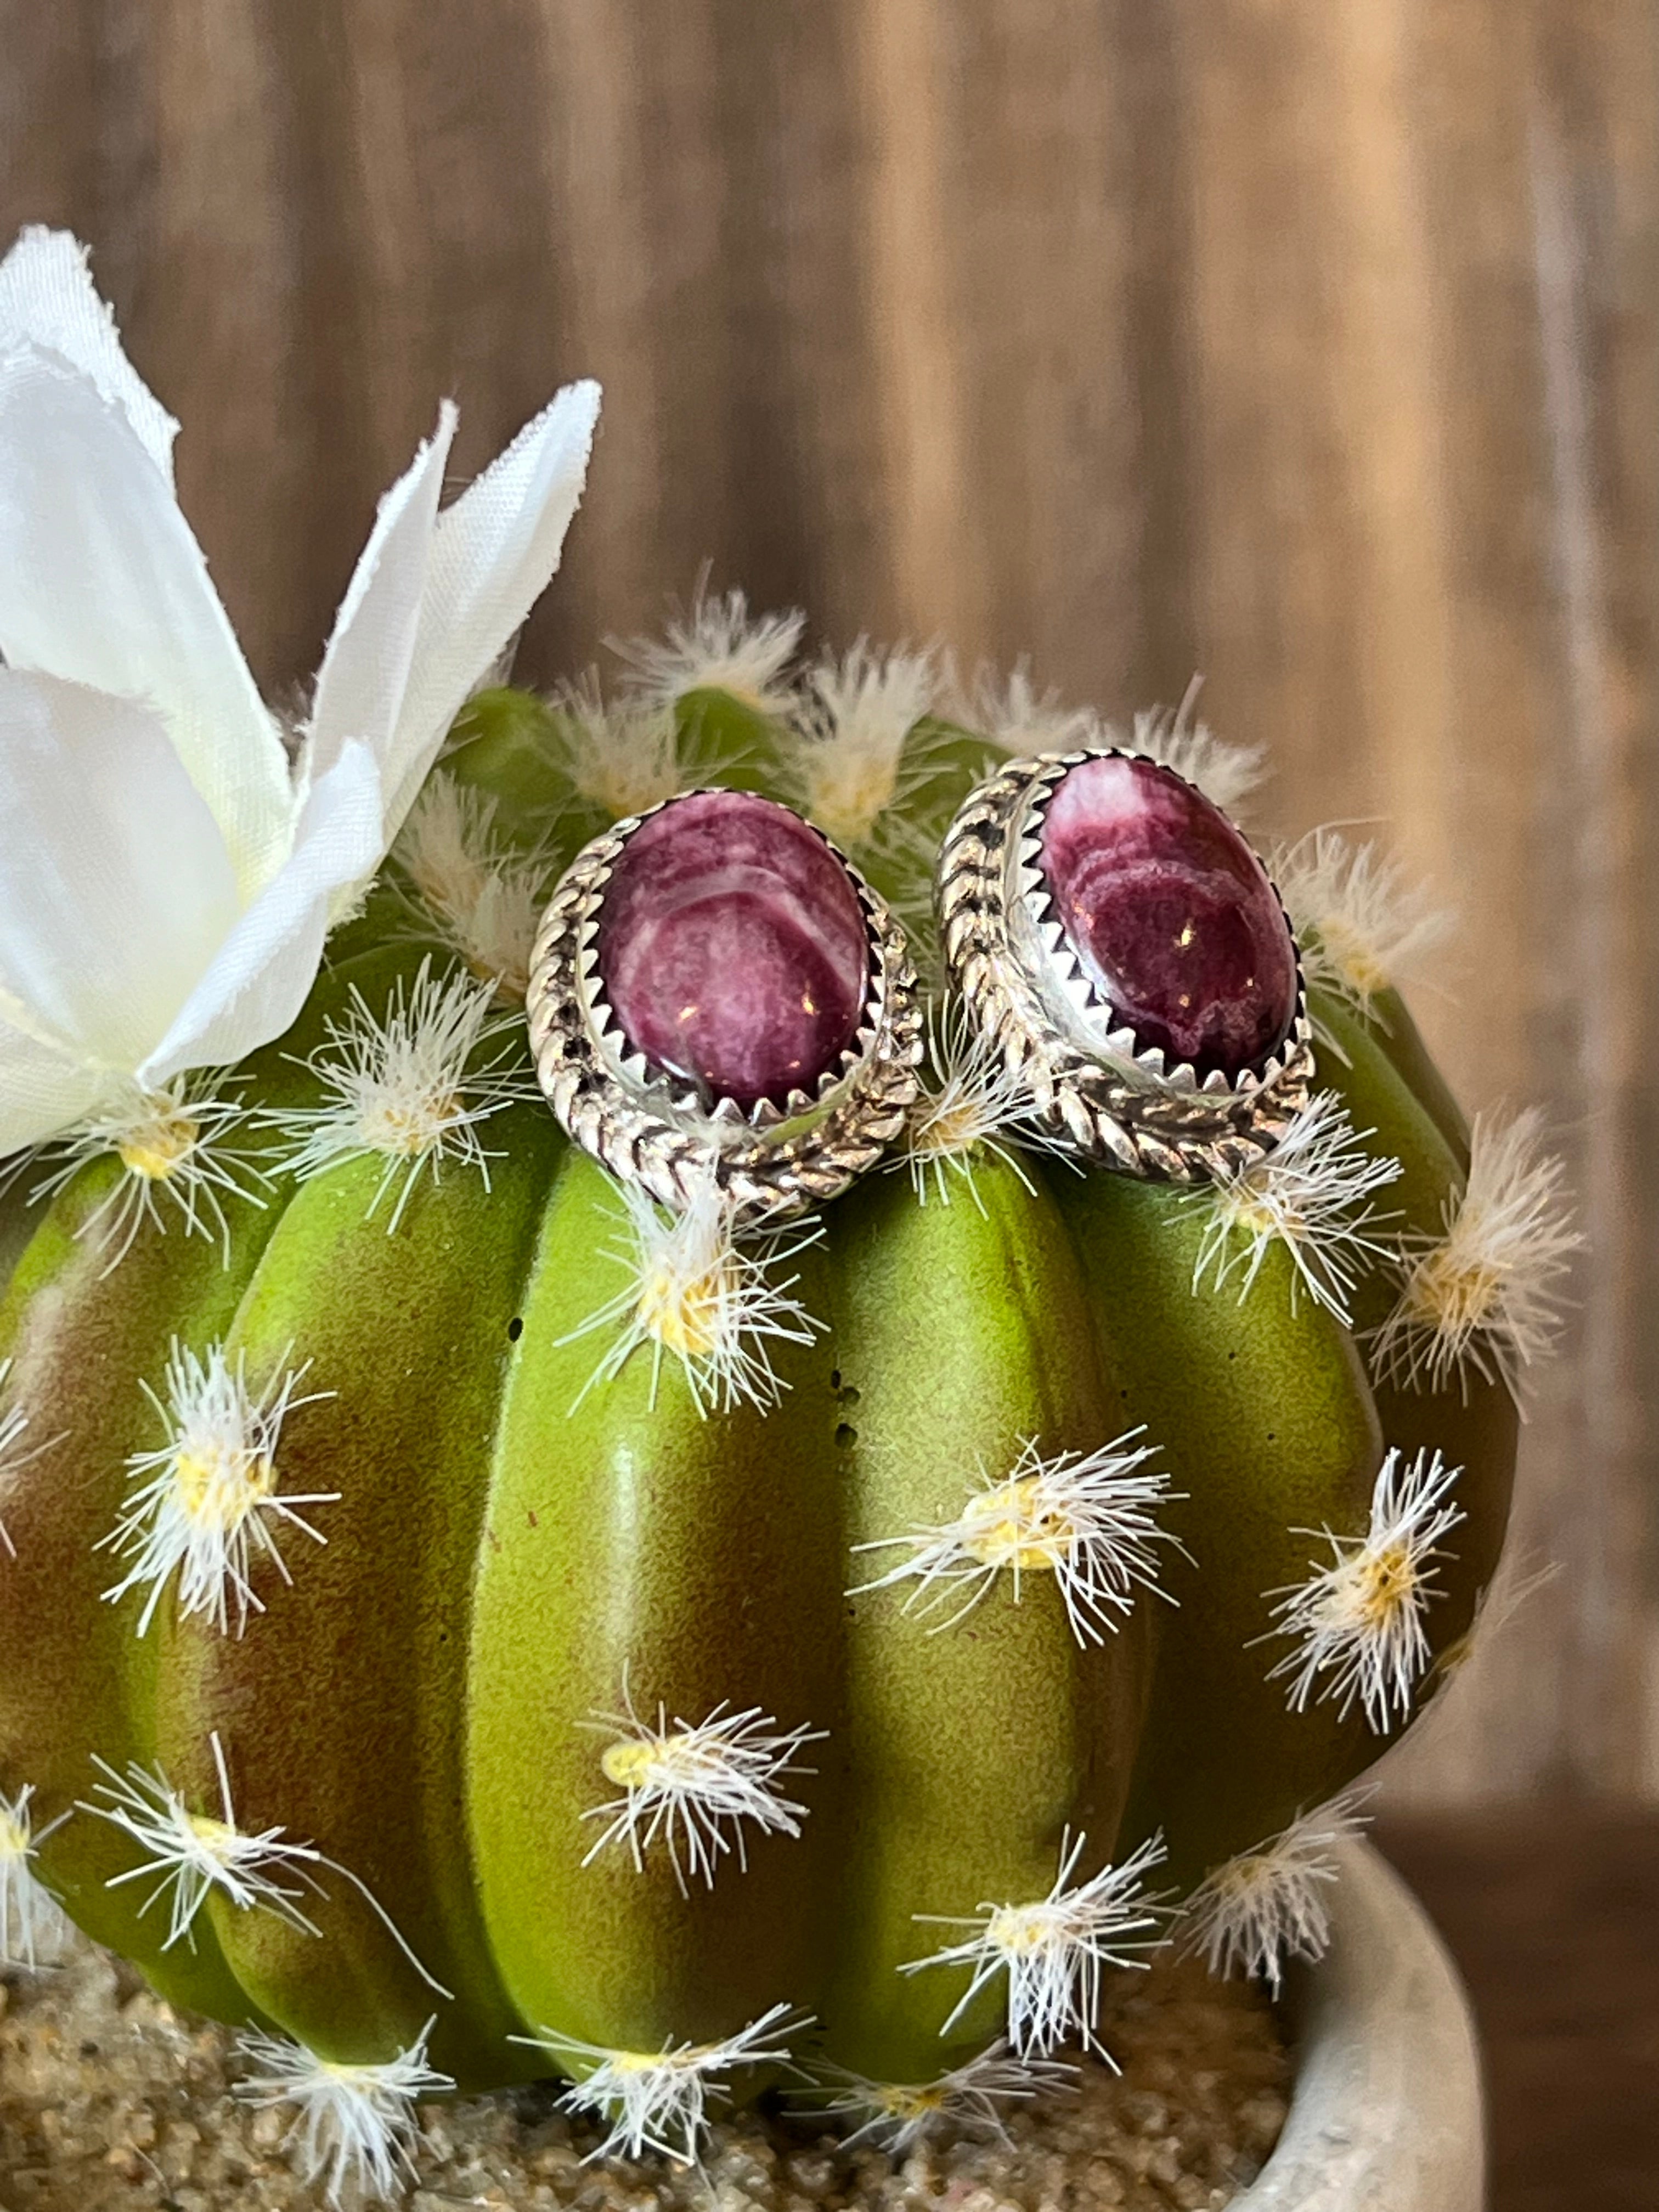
[0,0,1653,1802]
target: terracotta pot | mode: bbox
[1236,1842,1483,2210]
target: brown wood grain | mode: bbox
[1380,1809,1659,2211]
[0,0,1653,1797]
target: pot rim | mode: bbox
[1233,1838,1485,2211]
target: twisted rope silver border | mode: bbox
[936,749,1316,1182]
[527,792,923,1218]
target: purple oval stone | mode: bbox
[1039,755,1297,1080]
[597,790,870,1111]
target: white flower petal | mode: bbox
[0,227,178,482]
[0,1017,108,1158]
[140,741,385,1085]
[0,347,291,897]
[307,402,458,783]
[0,669,240,1070]
[381,379,601,839]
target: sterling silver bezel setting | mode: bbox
[936,749,1316,1182]
[527,791,923,1218]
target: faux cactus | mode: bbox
[0,235,1578,2202]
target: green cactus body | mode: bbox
[817,1156,1154,2083]
[0,946,410,2018]
[466,1150,848,2080]
[0,679,1532,2138]
[1076,1176,1383,1890]
[1312,991,1518,1637]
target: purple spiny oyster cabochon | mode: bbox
[596,790,871,1113]
[1039,754,1298,1081]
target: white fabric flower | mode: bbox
[0,226,600,1157]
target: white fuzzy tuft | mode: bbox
[610,582,804,718]
[99,1340,333,1637]
[549,668,685,821]
[951,663,1263,814]
[580,1672,823,1895]
[562,1176,825,1418]
[1263,1447,1465,1735]
[80,1733,452,1995]
[235,2020,452,2208]
[272,959,532,1231]
[0,1785,72,1971]
[898,997,1051,1211]
[1271,827,1450,1017]
[394,773,550,1002]
[802,2041,1077,2153]
[1182,1790,1372,1996]
[1192,1093,1402,1327]
[398,774,498,917]
[17,1075,267,1276]
[785,639,941,849]
[1123,684,1265,816]
[951,658,1099,757]
[1370,1109,1579,1405]
[904,1829,1167,2059]
[851,1431,1182,1647]
[82,1732,325,1950]
[515,2002,808,2165]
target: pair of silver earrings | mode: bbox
[526,743,1315,1212]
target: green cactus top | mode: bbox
[0,635,1571,2192]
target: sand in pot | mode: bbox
[0,1928,1286,2212]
